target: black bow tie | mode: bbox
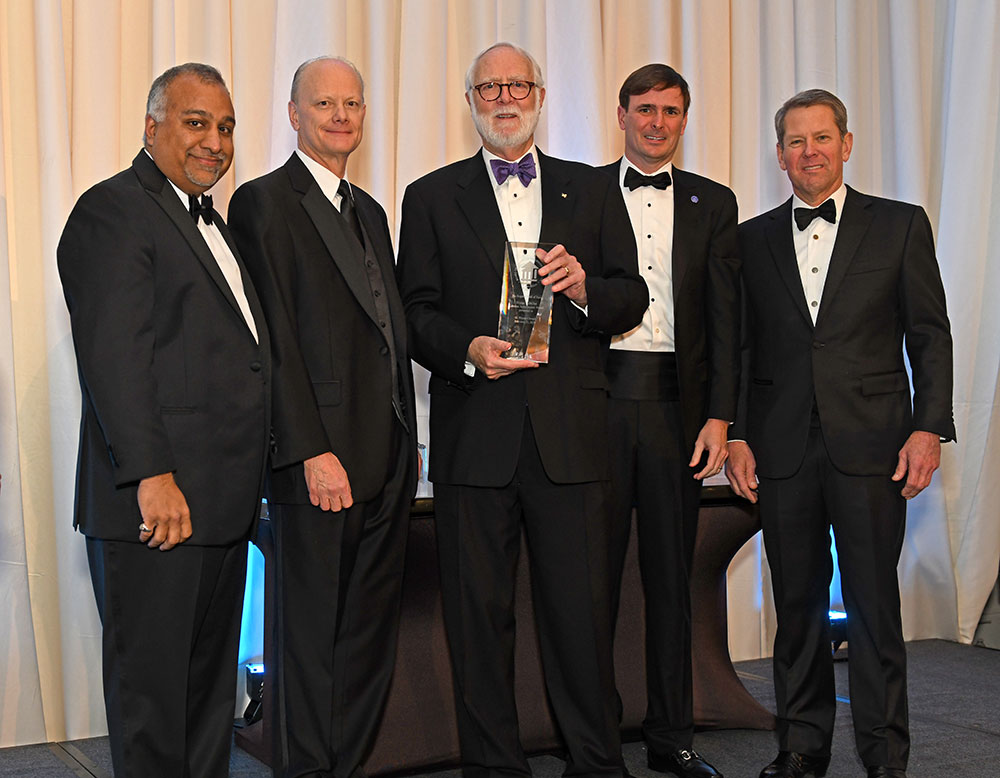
[189,194,214,225]
[793,199,836,230]
[624,167,671,191]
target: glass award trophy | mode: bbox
[498,241,555,363]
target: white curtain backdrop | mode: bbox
[1,0,997,747]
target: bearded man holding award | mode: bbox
[397,41,648,778]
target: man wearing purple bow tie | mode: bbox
[397,41,648,778]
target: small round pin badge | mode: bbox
[691,195,699,203]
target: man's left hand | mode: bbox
[691,418,729,480]
[537,244,587,306]
[892,430,941,499]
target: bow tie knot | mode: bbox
[624,167,671,191]
[189,194,214,225]
[794,199,836,230]
[490,153,537,187]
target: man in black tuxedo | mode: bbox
[228,56,416,778]
[58,63,270,777]
[600,64,739,778]
[726,89,954,778]
[396,42,647,778]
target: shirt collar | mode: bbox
[295,148,349,204]
[143,149,213,210]
[792,183,847,223]
[619,157,673,188]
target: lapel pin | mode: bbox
[691,195,699,203]
[561,192,568,198]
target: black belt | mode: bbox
[605,350,679,402]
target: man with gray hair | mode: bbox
[397,42,647,778]
[58,63,270,776]
[727,89,954,778]
[229,56,416,778]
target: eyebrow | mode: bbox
[180,108,236,125]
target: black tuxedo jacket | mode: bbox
[397,149,648,487]
[228,153,417,504]
[58,151,271,545]
[600,160,740,449]
[733,186,955,478]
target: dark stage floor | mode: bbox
[1,640,996,777]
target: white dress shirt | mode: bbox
[611,158,675,352]
[792,183,847,324]
[165,178,258,343]
[295,148,351,212]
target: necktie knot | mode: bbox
[623,167,671,191]
[337,179,364,245]
[794,199,837,230]
[490,153,537,187]
[189,194,213,225]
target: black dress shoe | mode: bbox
[647,747,723,777]
[867,768,906,778]
[758,751,830,778]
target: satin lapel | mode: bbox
[134,156,248,329]
[456,153,508,279]
[537,151,576,248]
[815,187,874,327]
[764,199,814,329]
[296,174,379,327]
[670,168,696,302]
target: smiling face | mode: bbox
[617,86,688,173]
[289,59,365,177]
[145,74,235,195]
[777,104,853,205]
[466,45,545,160]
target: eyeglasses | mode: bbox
[472,81,536,101]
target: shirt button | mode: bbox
[380,346,389,356]
[518,221,522,226]
[647,234,652,239]
[811,301,818,308]
[366,260,374,267]
[380,320,387,328]
[374,289,381,297]
[812,234,819,240]
[651,297,655,302]
[513,192,518,198]
[812,267,819,273]
[647,266,653,270]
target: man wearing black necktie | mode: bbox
[599,64,739,778]
[57,63,270,777]
[396,42,647,778]
[228,57,416,778]
[726,90,954,778]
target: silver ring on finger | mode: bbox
[139,523,152,533]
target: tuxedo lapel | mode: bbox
[670,167,697,303]
[285,155,379,328]
[456,153,508,279]
[132,152,253,338]
[764,199,814,329]
[816,187,875,327]
[538,150,576,248]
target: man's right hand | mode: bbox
[137,472,193,550]
[467,335,539,380]
[725,441,759,503]
[304,452,353,512]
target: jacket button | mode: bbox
[380,346,389,356]
[812,341,825,349]
[250,361,262,371]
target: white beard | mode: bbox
[470,100,540,156]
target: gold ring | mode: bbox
[564,266,571,276]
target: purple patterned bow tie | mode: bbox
[490,153,537,187]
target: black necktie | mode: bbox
[189,194,213,225]
[338,180,364,246]
[624,167,671,191]
[794,199,836,231]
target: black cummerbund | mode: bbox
[605,350,679,402]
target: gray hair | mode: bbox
[146,63,228,122]
[464,42,544,93]
[290,56,366,104]
[775,88,849,147]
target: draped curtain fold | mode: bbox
[1,0,997,747]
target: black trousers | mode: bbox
[433,415,623,778]
[759,424,909,770]
[87,536,248,778]
[273,424,412,778]
[606,350,702,753]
